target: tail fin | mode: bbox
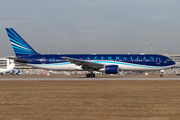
[6,28,39,57]
[7,63,15,69]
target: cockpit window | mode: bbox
[167,59,172,61]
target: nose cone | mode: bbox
[172,61,176,65]
[170,60,176,66]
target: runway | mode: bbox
[0,77,180,80]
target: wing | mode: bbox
[6,57,31,63]
[61,57,104,70]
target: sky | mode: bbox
[0,0,180,57]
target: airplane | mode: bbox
[5,28,175,77]
[0,62,15,75]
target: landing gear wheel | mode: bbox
[160,74,163,77]
[91,73,95,78]
[86,73,91,78]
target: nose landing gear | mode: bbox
[160,74,163,77]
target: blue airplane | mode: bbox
[5,28,175,77]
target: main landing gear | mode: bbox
[86,73,95,78]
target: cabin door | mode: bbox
[156,58,161,64]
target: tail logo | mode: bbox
[6,28,38,57]
[41,57,46,64]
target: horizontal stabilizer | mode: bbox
[6,56,31,63]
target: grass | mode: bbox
[0,80,180,120]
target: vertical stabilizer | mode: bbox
[7,63,15,70]
[6,28,39,57]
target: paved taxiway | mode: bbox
[0,77,180,80]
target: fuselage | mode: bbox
[17,54,175,71]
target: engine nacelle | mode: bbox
[10,69,14,74]
[99,65,119,74]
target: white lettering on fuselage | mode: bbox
[48,56,155,63]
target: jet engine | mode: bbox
[99,65,119,74]
[15,69,20,76]
[10,69,14,75]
